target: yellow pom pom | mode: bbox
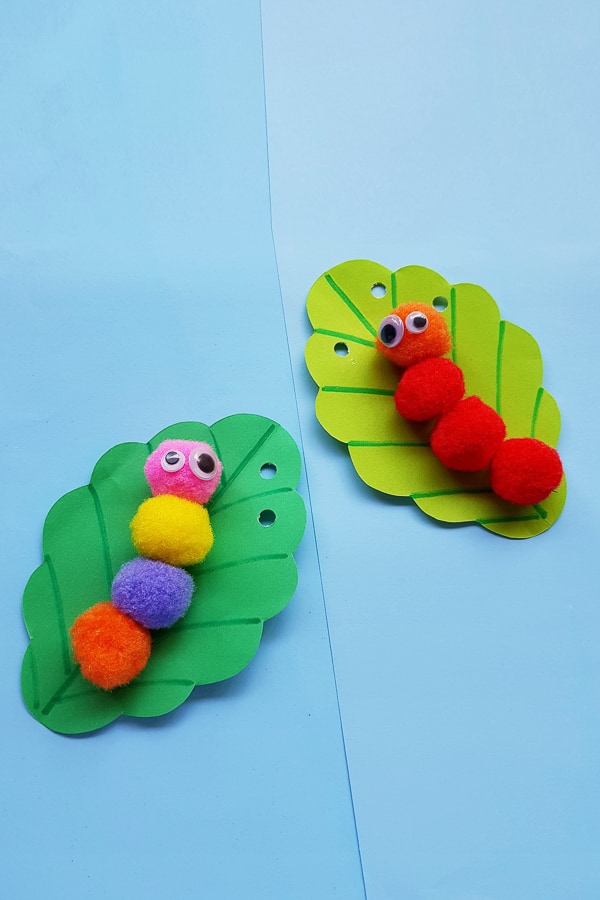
[130,495,214,566]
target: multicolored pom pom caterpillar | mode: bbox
[70,440,223,690]
[376,303,563,506]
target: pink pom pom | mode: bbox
[144,440,222,505]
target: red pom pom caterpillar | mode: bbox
[375,302,563,506]
[70,440,223,690]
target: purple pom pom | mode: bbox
[111,558,194,629]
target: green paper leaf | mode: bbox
[21,415,306,734]
[305,260,566,538]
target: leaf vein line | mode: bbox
[27,648,41,711]
[314,328,375,347]
[321,386,395,396]
[211,486,293,515]
[128,679,194,689]
[450,287,457,363]
[45,554,71,674]
[411,488,494,499]
[89,484,113,589]
[211,423,277,508]
[349,440,430,448]
[531,387,544,438]
[199,553,288,575]
[45,687,99,706]
[324,274,377,337]
[477,513,543,525]
[41,666,80,716]
[208,427,226,489]
[170,617,262,634]
[496,319,506,414]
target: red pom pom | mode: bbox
[431,396,506,471]
[70,602,151,690]
[490,438,563,505]
[394,358,465,421]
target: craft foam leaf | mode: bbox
[305,261,565,538]
[21,416,306,734]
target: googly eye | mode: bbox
[160,449,185,472]
[189,447,219,481]
[405,311,429,334]
[378,314,404,348]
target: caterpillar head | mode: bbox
[144,440,223,505]
[376,302,452,368]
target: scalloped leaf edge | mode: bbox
[21,416,306,734]
[306,261,566,539]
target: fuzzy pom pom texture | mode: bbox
[69,440,222,690]
[71,603,152,691]
[111,558,194,630]
[376,303,563,506]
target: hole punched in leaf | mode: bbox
[371,282,387,298]
[258,509,276,527]
[432,296,449,311]
[334,341,349,357]
[260,462,277,479]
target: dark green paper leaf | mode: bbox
[21,415,306,734]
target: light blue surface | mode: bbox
[262,1,600,897]
[0,3,364,898]
[3,2,599,897]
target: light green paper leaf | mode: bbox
[21,415,306,734]
[305,261,566,538]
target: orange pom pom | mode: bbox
[490,438,563,505]
[70,602,151,690]
[376,302,452,368]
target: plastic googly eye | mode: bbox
[378,314,404,347]
[160,449,186,472]
[189,447,218,480]
[405,311,429,334]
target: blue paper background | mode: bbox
[0,3,363,898]
[262,1,599,897]
[2,0,599,897]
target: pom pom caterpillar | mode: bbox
[375,302,563,506]
[70,440,223,689]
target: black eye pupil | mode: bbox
[197,453,215,474]
[414,315,427,329]
[165,451,181,466]
[381,323,397,344]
